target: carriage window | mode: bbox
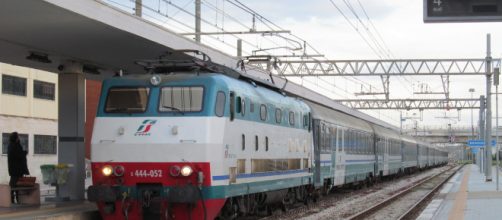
[255,135,259,151]
[105,87,149,113]
[215,91,225,117]
[159,86,203,112]
[275,109,282,123]
[260,104,267,121]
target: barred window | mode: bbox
[34,135,57,154]
[2,133,28,154]
[34,80,55,100]
[2,75,26,96]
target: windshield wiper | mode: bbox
[107,107,131,113]
[163,106,185,115]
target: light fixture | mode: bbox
[150,75,161,86]
[26,52,52,64]
[181,165,193,176]
[102,165,113,176]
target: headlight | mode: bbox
[181,165,193,177]
[102,165,113,176]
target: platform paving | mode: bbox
[0,200,99,220]
[417,164,502,220]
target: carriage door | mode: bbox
[383,138,389,175]
[373,135,379,177]
[312,119,322,187]
[334,127,346,186]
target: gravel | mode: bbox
[262,165,452,220]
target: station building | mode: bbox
[0,63,58,185]
[0,62,101,190]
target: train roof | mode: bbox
[371,124,401,140]
[306,100,373,133]
[401,135,418,144]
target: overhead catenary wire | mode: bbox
[332,0,414,94]
[106,0,399,123]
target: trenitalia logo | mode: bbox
[134,119,157,136]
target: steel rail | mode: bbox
[346,164,462,220]
[397,164,465,220]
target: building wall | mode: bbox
[0,116,57,184]
[0,63,58,187]
[0,63,58,119]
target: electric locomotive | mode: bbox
[87,68,313,219]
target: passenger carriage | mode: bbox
[372,124,400,176]
[308,101,376,187]
[401,136,418,173]
[417,141,429,169]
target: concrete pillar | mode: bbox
[58,68,85,200]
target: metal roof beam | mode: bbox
[335,98,480,110]
[249,59,502,76]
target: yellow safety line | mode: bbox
[448,165,471,220]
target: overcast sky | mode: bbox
[116,0,502,131]
[239,0,502,131]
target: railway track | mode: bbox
[256,165,453,220]
[346,164,463,220]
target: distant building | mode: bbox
[0,63,58,185]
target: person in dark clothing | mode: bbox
[7,132,29,204]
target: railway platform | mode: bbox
[0,200,98,220]
[418,164,502,220]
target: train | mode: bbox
[87,60,448,220]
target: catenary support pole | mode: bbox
[480,95,486,173]
[495,67,500,190]
[237,39,242,58]
[135,0,142,17]
[195,0,201,43]
[496,84,499,190]
[486,33,493,181]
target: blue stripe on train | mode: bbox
[212,169,309,181]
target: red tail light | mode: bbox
[170,165,181,177]
[113,165,125,176]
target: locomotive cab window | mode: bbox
[105,87,149,113]
[159,86,204,112]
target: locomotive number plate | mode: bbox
[130,169,163,178]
